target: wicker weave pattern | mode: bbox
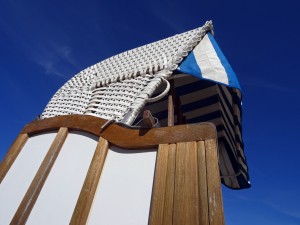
[85,76,151,121]
[43,89,91,117]
[41,21,213,123]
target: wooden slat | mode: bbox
[70,137,109,225]
[168,80,175,127]
[21,115,217,149]
[173,142,199,225]
[197,141,209,225]
[163,144,176,225]
[10,127,68,225]
[168,95,174,127]
[149,143,176,225]
[149,144,169,225]
[205,139,225,225]
[0,134,28,183]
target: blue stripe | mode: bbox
[178,51,202,79]
[207,33,241,90]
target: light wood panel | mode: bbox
[149,143,176,225]
[149,139,224,225]
[173,142,199,225]
[0,134,28,183]
[163,144,176,225]
[70,138,109,225]
[10,128,68,225]
[197,141,209,225]
[205,139,225,225]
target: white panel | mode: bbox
[193,34,229,84]
[0,132,57,225]
[27,131,98,225]
[88,146,157,225]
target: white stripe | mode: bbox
[88,146,156,225]
[27,132,98,225]
[0,132,57,225]
[193,34,229,85]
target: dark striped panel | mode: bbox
[139,75,249,189]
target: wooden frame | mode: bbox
[1,115,224,225]
[21,115,216,149]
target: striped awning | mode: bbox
[178,32,241,90]
[142,33,250,189]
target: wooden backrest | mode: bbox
[0,115,224,225]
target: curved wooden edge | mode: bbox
[21,115,217,149]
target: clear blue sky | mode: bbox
[1,0,299,224]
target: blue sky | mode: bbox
[1,0,300,224]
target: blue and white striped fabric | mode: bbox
[178,33,241,90]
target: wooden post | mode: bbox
[168,80,175,126]
[143,110,156,128]
[167,79,186,126]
